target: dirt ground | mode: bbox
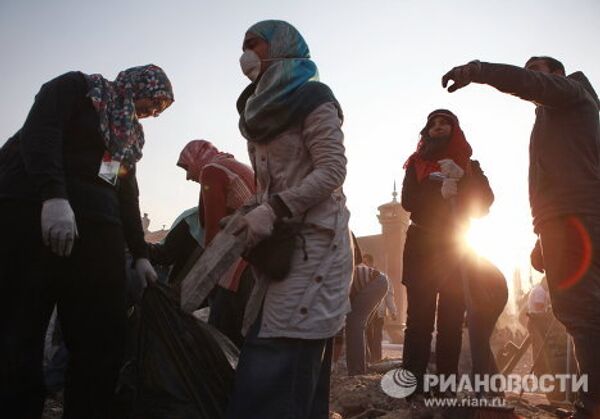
[328,370,565,419]
[327,344,570,419]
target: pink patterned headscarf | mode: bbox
[177,139,233,181]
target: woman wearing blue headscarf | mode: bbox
[227,20,352,419]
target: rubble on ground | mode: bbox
[328,363,566,419]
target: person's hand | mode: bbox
[135,258,158,283]
[438,159,465,179]
[219,214,234,230]
[530,239,544,273]
[41,198,78,257]
[441,178,458,200]
[236,203,276,248]
[442,60,482,93]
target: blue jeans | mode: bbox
[345,275,388,375]
[226,317,333,419]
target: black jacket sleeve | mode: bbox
[475,62,589,108]
[401,166,425,213]
[148,220,195,265]
[118,166,148,260]
[456,160,494,218]
[19,72,86,201]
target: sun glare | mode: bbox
[464,217,537,291]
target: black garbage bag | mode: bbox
[131,282,238,419]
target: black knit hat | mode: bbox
[420,109,459,135]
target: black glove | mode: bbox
[442,60,482,92]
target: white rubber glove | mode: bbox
[135,258,158,283]
[41,198,78,257]
[238,203,276,248]
[438,159,464,179]
[441,178,458,200]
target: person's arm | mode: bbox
[148,220,195,265]
[530,238,544,273]
[384,276,398,318]
[401,166,425,213]
[19,72,85,200]
[118,166,148,260]
[456,160,494,218]
[200,164,229,245]
[276,102,347,217]
[474,62,588,108]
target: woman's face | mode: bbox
[243,33,269,59]
[134,97,172,119]
[427,116,453,139]
[185,166,200,182]
[243,33,270,74]
[179,142,219,182]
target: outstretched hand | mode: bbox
[442,60,481,93]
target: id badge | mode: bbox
[98,151,121,185]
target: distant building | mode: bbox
[356,182,410,337]
[143,213,169,243]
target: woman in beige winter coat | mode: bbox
[226,20,353,419]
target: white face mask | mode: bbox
[239,50,262,81]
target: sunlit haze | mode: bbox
[1,0,598,285]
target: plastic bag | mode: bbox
[131,282,238,419]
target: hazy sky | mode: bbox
[1,0,599,279]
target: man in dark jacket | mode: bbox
[442,56,600,418]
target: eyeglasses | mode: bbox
[150,97,172,115]
[136,97,172,118]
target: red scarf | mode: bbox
[404,123,473,182]
[177,139,234,181]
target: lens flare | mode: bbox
[558,216,592,290]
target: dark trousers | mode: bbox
[402,278,465,392]
[0,202,128,419]
[466,257,507,378]
[539,215,600,418]
[467,305,501,378]
[208,267,254,348]
[366,315,385,363]
[346,276,388,375]
[226,317,333,419]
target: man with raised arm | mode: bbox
[442,56,600,418]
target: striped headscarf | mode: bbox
[177,139,233,182]
[85,64,174,168]
[177,139,254,210]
